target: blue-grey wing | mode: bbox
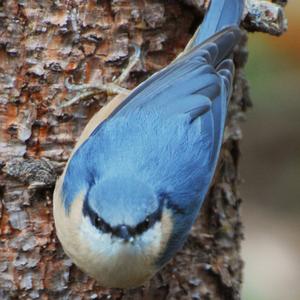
[92,27,239,129]
[62,27,240,211]
[100,26,238,168]
[90,27,239,158]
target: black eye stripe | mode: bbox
[83,192,168,237]
[93,214,112,233]
[135,218,150,235]
[89,209,162,237]
[135,206,163,234]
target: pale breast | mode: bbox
[53,186,173,288]
[77,221,161,288]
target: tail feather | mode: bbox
[191,0,244,47]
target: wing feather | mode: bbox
[91,27,241,136]
[63,27,241,211]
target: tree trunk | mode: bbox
[0,1,287,299]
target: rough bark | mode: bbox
[0,1,287,299]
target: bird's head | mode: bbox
[56,172,194,287]
[82,176,165,243]
[71,175,177,287]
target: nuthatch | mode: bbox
[54,0,244,289]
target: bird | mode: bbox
[53,0,245,289]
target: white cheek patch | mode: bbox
[135,222,162,253]
[80,216,113,254]
[75,210,173,288]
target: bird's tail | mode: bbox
[188,0,244,48]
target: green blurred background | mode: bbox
[241,2,300,300]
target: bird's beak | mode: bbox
[118,225,131,242]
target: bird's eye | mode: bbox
[136,216,152,234]
[95,216,103,228]
[93,215,112,233]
